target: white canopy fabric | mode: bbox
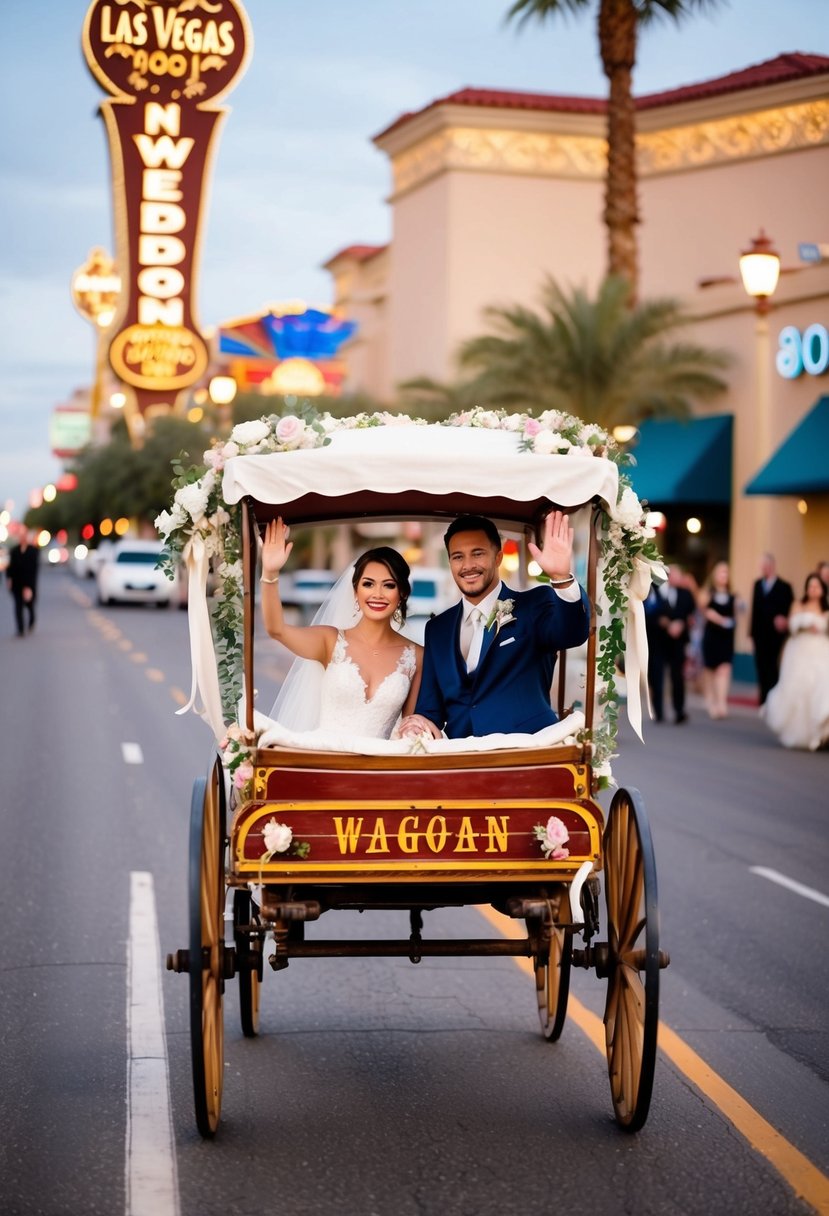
[221,424,620,510]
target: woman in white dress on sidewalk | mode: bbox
[763,572,829,751]
[259,517,423,740]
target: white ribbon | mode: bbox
[176,533,226,741]
[623,556,666,742]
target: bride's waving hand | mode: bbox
[260,518,336,664]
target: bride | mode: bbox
[260,517,423,739]
[763,571,829,751]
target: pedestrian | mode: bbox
[749,553,793,705]
[698,560,743,719]
[6,530,39,637]
[650,564,696,724]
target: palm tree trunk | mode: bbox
[598,0,639,302]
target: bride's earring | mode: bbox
[393,607,403,625]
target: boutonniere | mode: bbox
[486,598,516,636]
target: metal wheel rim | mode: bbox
[189,759,225,1138]
[603,787,660,1132]
[535,925,573,1041]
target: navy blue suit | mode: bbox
[414,583,590,738]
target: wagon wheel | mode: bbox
[602,787,661,1132]
[533,915,573,1041]
[189,757,227,1138]
[234,889,263,1038]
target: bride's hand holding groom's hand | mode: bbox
[397,714,442,740]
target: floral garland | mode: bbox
[156,406,663,781]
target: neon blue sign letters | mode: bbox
[776,324,829,378]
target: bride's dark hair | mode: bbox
[802,571,829,611]
[352,547,412,621]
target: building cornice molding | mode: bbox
[382,99,829,198]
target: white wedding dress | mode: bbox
[763,611,829,751]
[318,632,417,737]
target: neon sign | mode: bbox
[776,324,829,379]
[82,0,251,418]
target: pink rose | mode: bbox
[524,418,541,437]
[233,761,254,789]
[275,415,306,449]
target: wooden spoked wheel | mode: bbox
[188,758,226,1139]
[534,923,573,1041]
[602,787,660,1132]
[234,889,263,1038]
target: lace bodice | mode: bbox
[317,632,416,739]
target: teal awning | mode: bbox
[627,414,733,505]
[745,396,829,495]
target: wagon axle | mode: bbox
[166,946,238,980]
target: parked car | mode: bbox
[408,566,455,616]
[96,539,173,608]
[280,568,338,622]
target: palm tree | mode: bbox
[402,276,730,429]
[507,0,718,300]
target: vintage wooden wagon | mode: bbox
[164,417,669,1137]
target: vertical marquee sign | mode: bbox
[82,0,251,421]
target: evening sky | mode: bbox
[1,0,827,515]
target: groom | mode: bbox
[399,511,589,739]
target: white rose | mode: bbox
[175,480,211,523]
[222,441,239,459]
[154,510,177,539]
[230,419,271,447]
[532,430,558,455]
[612,486,644,530]
[262,819,293,855]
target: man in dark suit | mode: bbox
[651,564,696,724]
[750,552,793,704]
[399,511,589,740]
[6,530,39,637]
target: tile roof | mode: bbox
[323,243,387,267]
[374,53,829,141]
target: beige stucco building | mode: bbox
[325,54,829,676]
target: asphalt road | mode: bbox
[0,569,826,1216]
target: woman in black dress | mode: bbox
[699,561,742,719]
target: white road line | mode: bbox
[122,742,144,766]
[126,872,180,1216]
[750,866,829,908]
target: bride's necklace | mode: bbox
[350,629,400,657]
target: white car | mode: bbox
[96,539,174,607]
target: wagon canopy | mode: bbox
[221,424,620,524]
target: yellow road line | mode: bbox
[477,904,829,1214]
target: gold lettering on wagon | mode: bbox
[331,815,511,856]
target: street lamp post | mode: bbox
[739,228,781,550]
[71,248,121,423]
